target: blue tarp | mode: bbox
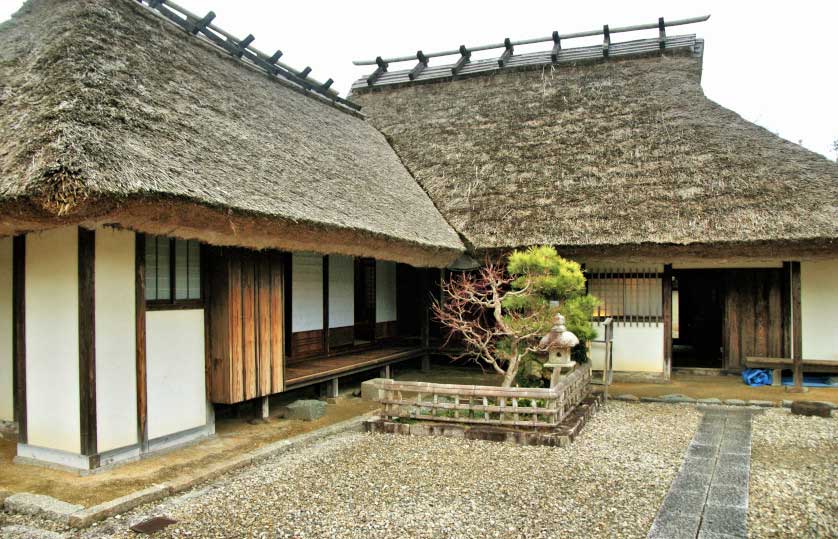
[742,368,772,386]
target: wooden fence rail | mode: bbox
[378,364,591,428]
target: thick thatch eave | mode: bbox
[0,0,463,267]
[352,46,838,254]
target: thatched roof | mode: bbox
[0,0,463,267]
[351,35,838,256]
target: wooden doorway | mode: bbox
[671,268,788,371]
[353,258,375,344]
[672,270,725,368]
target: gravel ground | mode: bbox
[749,409,837,539]
[2,402,700,539]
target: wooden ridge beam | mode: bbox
[138,0,360,113]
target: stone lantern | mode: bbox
[539,313,579,386]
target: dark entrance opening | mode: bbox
[672,270,725,368]
[671,268,788,371]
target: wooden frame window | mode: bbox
[587,269,663,323]
[145,235,202,309]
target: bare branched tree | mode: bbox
[432,261,550,387]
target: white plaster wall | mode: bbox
[94,228,137,452]
[25,227,80,453]
[0,237,12,422]
[146,310,206,440]
[376,260,397,323]
[292,253,323,332]
[590,323,664,373]
[328,255,354,328]
[801,259,838,361]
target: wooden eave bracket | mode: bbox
[408,50,429,81]
[367,56,389,86]
[451,45,471,75]
[498,38,514,67]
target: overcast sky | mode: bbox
[2,0,836,159]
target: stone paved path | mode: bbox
[648,407,756,539]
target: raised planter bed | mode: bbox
[365,364,595,445]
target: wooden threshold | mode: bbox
[284,346,425,388]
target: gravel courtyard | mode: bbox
[3,402,834,539]
[749,409,837,538]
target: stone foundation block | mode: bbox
[286,399,326,421]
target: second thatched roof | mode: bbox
[0,0,463,267]
[351,35,838,257]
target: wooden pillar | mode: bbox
[12,235,26,443]
[662,264,673,380]
[261,396,270,419]
[322,255,329,356]
[787,261,806,393]
[78,227,97,457]
[420,269,431,373]
[135,234,148,448]
[380,364,391,379]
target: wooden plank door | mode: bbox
[208,248,284,404]
[723,269,786,370]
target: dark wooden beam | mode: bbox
[78,228,97,456]
[451,45,471,76]
[135,234,148,447]
[551,31,562,63]
[498,38,513,67]
[781,262,792,360]
[187,11,215,35]
[12,236,26,443]
[230,34,255,58]
[789,261,804,392]
[602,24,611,57]
[283,252,293,360]
[662,264,673,380]
[367,56,389,86]
[322,255,329,356]
[408,50,429,81]
[658,17,667,49]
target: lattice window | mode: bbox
[587,269,662,324]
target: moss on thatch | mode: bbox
[0,0,463,267]
[352,48,838,254]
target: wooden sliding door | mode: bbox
[207,248,284,404]
[723,268,786,370]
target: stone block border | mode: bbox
[613,393,836,411]
[3,413,375,529]
[364,393,601,447]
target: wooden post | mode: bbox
[261,396,270,419]
[787,262,806,393]
[78,227,97,457]
[662,264,673,380]
[380,364,391,379]
[12,235,26,443]
[135,234,148,449]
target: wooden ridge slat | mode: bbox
[352,35,697,90]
